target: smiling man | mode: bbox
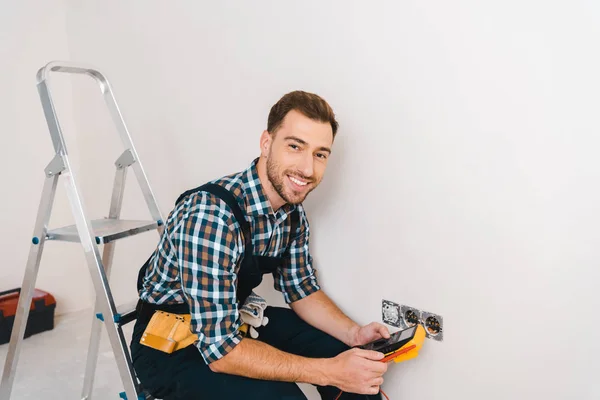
[130,91,390,400]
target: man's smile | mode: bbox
[287,174,310,190]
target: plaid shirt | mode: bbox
[139,158,321,364]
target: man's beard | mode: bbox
[266,156,315,205]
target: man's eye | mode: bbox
[316,153,328,159]
[289,144,299,150]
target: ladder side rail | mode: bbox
[35,61,120,321]
[35,61,140,400]
[61,151,138,400]
[101,83,163,224]
[82,165,128,400]
[0,173,60,399]
[37,61,164,225]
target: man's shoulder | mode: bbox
[171,168,248,225]
[209,170,246,203]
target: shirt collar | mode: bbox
[242,158,297,218]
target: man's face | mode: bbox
[261,109,334,206]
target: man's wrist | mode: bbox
[345,324,361,347]
[306,358,335,387]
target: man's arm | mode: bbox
[290,290,361,347]
[209,336,388,395]
[208,337,327,384]
[276,208,390,349]
[274,208,360,346]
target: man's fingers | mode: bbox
[368,359,389,374]
[379,324,391,338]
[371,377,384,386]
[365,321,391,339]
[370,322,390,338]
[361,386,380,395]
[355,348,385,360]
[368,386,381,395]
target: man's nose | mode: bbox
[297,152,314,178]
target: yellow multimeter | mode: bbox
[359,324,426,363]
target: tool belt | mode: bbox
[136,300,248,354]
[140,310,196,353]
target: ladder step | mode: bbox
[46,219,159,244]
[115,300,139,326]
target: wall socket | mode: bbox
[381,299,444,342]
[381,299,402,327]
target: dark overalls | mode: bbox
[130,184,382,400]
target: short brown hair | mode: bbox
[267,91,338,139]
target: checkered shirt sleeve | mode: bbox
[169,192,244,365]
[274,207,321,303]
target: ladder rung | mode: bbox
[46,219,158,244]
[115,300,139,326]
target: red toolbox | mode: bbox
[0,288,56,345]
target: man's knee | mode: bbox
[318,335,352,359]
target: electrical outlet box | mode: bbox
[421,311,443,341]
[382,299,444,342]
[381,299,401,327]
[400,305,421,329]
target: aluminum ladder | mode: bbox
[0,61,163,400]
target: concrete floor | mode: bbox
[0,309,318,399]
[0,308,137,399]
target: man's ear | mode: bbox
[259,130,272,157]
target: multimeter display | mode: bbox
[359,325,418,354]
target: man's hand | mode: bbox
[348,322,391,347]
[326,348,388,395]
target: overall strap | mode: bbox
[137,183,251,293]
[256,207,300,272]
[285,209,300,256]
[175,183,252,248]
[138,183,300,296]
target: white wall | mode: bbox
[4,0,600,398]
[0,0,94,315]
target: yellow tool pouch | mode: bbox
[140,311,197,354]
[140,310,249,354]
